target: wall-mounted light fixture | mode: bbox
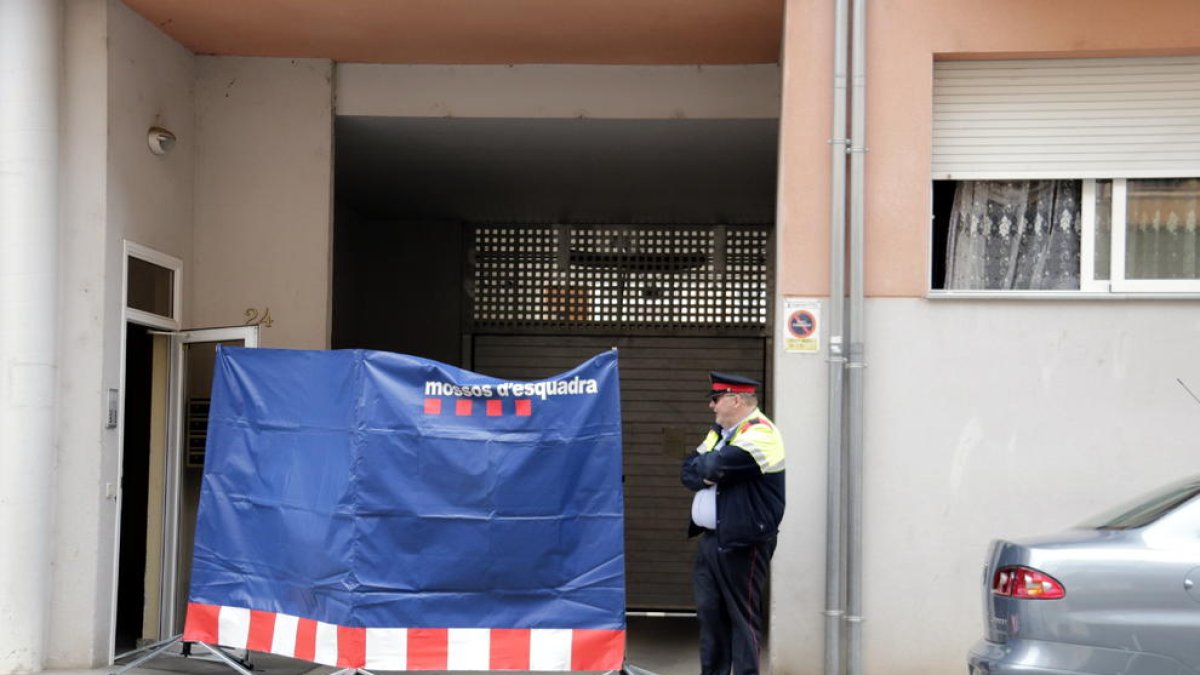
[147,126,176,155]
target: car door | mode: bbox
[1128,495,1200,672]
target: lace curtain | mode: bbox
[1126,178,1200,280]
[944,180,1081,290]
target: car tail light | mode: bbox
[992,566,1065,599]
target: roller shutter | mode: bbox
[472,334,766,611]
[933,56,1200,179]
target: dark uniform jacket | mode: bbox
[681,411,786,549]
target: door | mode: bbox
[113,323,171,655]
[158,327,258,640]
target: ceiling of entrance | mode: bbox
[335,117,778,223]
[119,1,784,65]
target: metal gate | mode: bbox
[465,224,772,611]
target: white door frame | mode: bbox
[111,243,182,662]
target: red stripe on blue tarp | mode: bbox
[182,602,220,643]
[489,629,530,670]
[571,629,625,671]
[247,610,276,652]
[337,626,366,668]
[423,397,538,417]
[295,617,317,661]
[408,628,448,670]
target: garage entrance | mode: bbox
[465,222,771,609]
[332,116,777,613]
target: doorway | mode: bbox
[112,325,258,658]
[331,115,777,624]
[114,323,167,653]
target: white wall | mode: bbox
[1,0,61,671]
[337,64,780,119]
[770,298,1200,674]
[53,37,336,668]
[106,0,196,270]
[47,0,109,667]
[48,0,197,665]
[770,297,834,675]
[193,56,334,349]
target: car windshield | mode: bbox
[1080,478,1200,530]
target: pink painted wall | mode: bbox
[776,0,834,299]
[777,0,1200,298]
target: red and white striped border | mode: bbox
[183,602,624,671]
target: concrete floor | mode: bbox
[624,615,699,675]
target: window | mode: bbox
[932,177,1200,293]
[124,241,182,328]
[931,56,1200,294]
[127,255,175,316]
[1109,178,1200,290]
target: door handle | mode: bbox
[1185,579,1194,590]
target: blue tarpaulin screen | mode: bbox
[183,348,625,670]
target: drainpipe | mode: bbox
[0,0,61,672]
[823,3,850,675]
[845,1,868,675]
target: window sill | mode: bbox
[926,290,1200,301]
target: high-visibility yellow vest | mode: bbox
[698,408,785,474]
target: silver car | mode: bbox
[968,477,1200,675]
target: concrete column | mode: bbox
[0,0,61,672]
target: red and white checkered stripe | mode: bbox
[423,398,534,417]
[183,602,625,671]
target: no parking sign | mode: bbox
[783,298,821,353]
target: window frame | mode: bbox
[1078,180,1105,293]
[931,175,1200,297]
[123,241,183,329]
[1106,177,1200,293]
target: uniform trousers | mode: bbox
[693,531,776,675]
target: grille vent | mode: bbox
[468,224,771,335]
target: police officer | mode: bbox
[681,372,786,675]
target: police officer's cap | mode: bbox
[709,372,759,400]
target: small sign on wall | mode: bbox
[782,298,821,354]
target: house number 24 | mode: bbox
[244,307,274,327]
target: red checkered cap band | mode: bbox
[711,383,755,394]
